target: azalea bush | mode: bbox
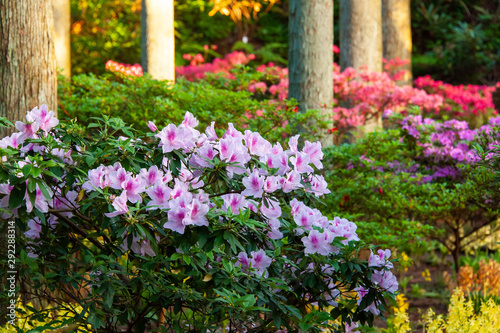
[0,106,398,332]
[57,71,328,144]
[321,111,500,270]
[415,75,499,121]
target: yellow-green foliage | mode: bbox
[424,289,500,333]
[0,300,90,333]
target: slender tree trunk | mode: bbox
[382,0,412,86]
[340,0,382,133]
[289,0,334,147]
[141,0,175,82]
[0,0,57,139]
[52,0,71,77]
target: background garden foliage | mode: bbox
[71,0,500,85]
[2,0,500,331]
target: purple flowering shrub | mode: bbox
[322,110,500,271]
[0,107,397,332]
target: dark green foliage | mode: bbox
[57,69,328,143]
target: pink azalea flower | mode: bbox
[25,218,43,239]
[191,142,217,168]
[0,132,25,149]
[260,198,282,219]
[139,165,164,187]
[205,121,218,141]
[146,182,172,210]
[105,191,129,217]
[147,121,157,132]
[82,166,110,191]
[301,230,334,255]
[302,141,323,169]
[250,249,272,276]
[156,124,196,153]
[263,175,280,193]
[290,198,304,216]
[293,208,315,232]
[120,175,146,203]
[236,252,252,272]
[368,249,393,269]
[26,105,59,133]
[288,135,300,154]
[244,130,271,156]
[327,217,360,245]
[170,179,191,200]
[241,169,264,198]
[267,218,283,240]
[290,152,314,173]
[131,238,157,257]
[50,190,78,219]
[222,193,247,215]
[345,322,359,333]
[371,270,398,293]
[26,185,49,213]
[306,174,331,197]
[280,171,303,193]
[15,121,39,139]
[223,123,243,141]
[187,198,209,227]
[109,167,132,189]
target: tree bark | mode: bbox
[141,0,175,82]
[52,0,71,77]
[382,0,412,86]
[289,0,334,147]
[0,0,57,139]
[340,0,382,73]
[340,0,382,133]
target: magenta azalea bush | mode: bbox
[0,106,397,332]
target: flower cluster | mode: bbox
[458,259,500,297]
[415,75,498,118]
[105,60,143,77]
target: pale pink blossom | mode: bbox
[241,169,264,198]
[147,121,157,132]
[290,152,314,174]
[302,230,334,255]
[222,193,248,215]
[156,124,196,153]
[146,182,172,210]
[105,191,129,217]
[368,249,393,269]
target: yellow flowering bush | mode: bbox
[388,293,411,333]
[424,289,500,333]
[0,300,90,333]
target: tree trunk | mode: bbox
[0,0,57,139]
[382,0,412,86]
[141,0,175,82]
[289,0,334,147]
[340,0,382,133]
[52,0,71,77]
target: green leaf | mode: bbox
[9,182,26,209]
[36,180,53,200]
[103,285,115,309]
[22,164,33,177]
